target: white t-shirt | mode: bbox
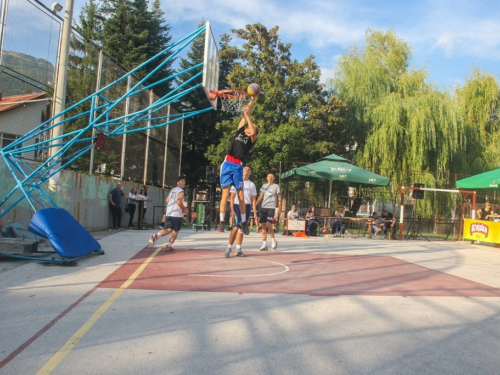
[137,193,148,208]
[230,180,257,205]
[128,192,137,204]
[288,210,299,220]
[165,187,184,217]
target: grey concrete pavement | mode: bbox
[1,228,500,374]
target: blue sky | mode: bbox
[65,0,500,89]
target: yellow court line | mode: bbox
[37,247,162,375]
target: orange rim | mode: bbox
[210,89,246,100]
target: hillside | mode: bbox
[0,50,54,96]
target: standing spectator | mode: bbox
[225,166,258,258]
[256,173,282,251]
[216,97,258,234]
[138,186,148,220]
[108,181,125,230]
[149,176,188,251]
[305,205,319,236]
[332,205,344,236]
[127,186,138,229]
[381,209,396,239]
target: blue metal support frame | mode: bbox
[0,23,216,219]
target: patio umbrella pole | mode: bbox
[328,180,332,209]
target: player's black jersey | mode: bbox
[227,126,254,162]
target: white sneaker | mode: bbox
[224,246,232,258]
[271,241,278,250]
[259,245,268,251]
[148,233,160,246]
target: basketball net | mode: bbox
[213,90,247,114]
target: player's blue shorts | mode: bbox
[220,160,243,190]
[232,204,251,228]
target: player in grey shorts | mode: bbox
[255,173,282,251]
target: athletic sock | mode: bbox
[241,213,246,222]
[262,241,267,247]
[220,213,225,222]
[236,245,241,250]
[156,231,162,237]
[167,242,172,247]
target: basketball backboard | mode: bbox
[202,21,220,110]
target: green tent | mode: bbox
[280,154,390,188]
[456,168,500,189]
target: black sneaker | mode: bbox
[235,251,245,257]
[216,221,225,232]
[241,221,249,235]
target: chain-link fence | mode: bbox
[0,0,182,188]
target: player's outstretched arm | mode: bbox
[244,109,257,139]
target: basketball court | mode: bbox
[2,229,500,374]
[99,245,500,297]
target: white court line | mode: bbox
[189,258,290,277]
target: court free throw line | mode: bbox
[189,258,290,277]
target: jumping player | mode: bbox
[216,97,258,235]
[225,166,258,258]
[149,176,187,251]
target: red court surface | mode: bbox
[98,247,500,297]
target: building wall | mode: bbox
[0,101,47,161]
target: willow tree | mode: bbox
[329,29,476,218]
[329,29,412,150]
[454,69,500,172]
[206,23,347,181]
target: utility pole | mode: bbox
[49,0,74,191]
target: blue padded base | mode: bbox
[28,208,101,258]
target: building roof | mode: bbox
[0,93,48,114]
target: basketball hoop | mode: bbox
[209,89,247,114]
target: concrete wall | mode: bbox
[0,158,168,231]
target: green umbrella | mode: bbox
[456,168,500,189]
[280,154,390,188]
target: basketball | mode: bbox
[247,83,261,97]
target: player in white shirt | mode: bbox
[149,176,188,251]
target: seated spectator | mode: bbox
[381,209,396,239]
[332,205,344,236]
[288,205,299,220]
[367,211,383,238]
[306,205,319,236]
[477,202,495,220]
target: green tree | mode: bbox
[454,69,500,171]
[329,29,413,150]
[206,23,347,181]
[99,0,174,94]
[328,29,500,218]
